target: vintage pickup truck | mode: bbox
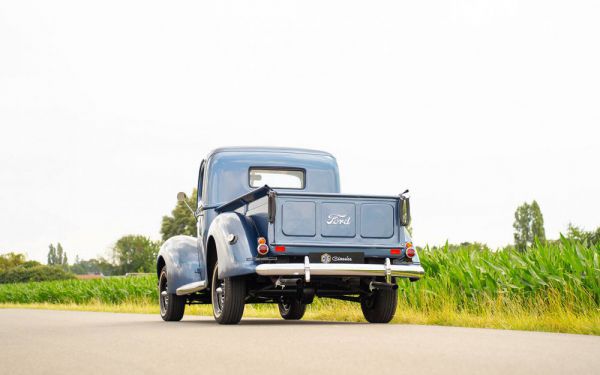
[157,147,424,324]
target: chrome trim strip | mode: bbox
[175,280,208,296]
[255,261,424,279]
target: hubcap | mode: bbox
[159,272,169,316]
[363,292,377,309]
[212,265,225,317]
[280,297,292,314]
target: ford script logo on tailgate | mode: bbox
[326,214,351,225]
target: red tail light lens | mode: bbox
[405,247,416,258]
[275,246,286,253]
[257,244,269,256]
[390,248,401,255]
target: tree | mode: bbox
[112,235,160,274]
[70,257,117,275]
[56,243,68,265]
[0,252,27,271]
[47,243,68,266]
[56,243,64,265]
[160,189,197,241]
[530,201,546,242]
[513,200,546,252]
[566,223,600,246]
[47,244,56,265]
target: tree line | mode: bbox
[512,200,600,250]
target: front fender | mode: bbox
[157,235,204,294]
[208,212,259,278]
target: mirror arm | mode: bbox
[182,201,195,216]
[177,192,197,217]
[194,203,219,218]
[179,191,219,219]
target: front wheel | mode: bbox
[211,262,246,324]
[159,266,186,321]
[360,288,398,323]
[278,297,306,320]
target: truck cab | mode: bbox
[157,147,424,324]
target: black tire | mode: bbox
[211,262,246,324]
[360,287,398,323]
[278,297,307,320]
[159,266,186,321]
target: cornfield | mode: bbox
[403,238,600,314]
[1,238,598,323]
[0,275,158,304]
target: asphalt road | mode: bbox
[1,309,599,375]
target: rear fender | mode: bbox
[157,235,205,294]
[207,212,259,278]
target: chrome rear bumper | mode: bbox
[255,256,424,283]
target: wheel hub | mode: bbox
[159,273,169,316]
[212,266,226,317]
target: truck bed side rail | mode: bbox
[215,185,272,213]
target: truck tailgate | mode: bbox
[271,192,402,248]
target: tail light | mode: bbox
[275,246,286,253]
[405,246,416,259]
[257,237,269,256]
[390,248,401,255]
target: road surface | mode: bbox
[0,309,598,375]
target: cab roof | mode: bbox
[207,146,335,159]
[203,146,340,204]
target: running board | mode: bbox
[176,280,208,296]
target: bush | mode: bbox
[0,265,74,284]
[0,252,27,271]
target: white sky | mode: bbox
[1,1,599,263]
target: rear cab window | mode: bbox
[249,168,305,189]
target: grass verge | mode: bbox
[1,300,598,335]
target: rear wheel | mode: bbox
[159,266,186,321]
[278,297,306,320]
[360,287,397,323]
[211,262,246,324]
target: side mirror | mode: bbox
[399,191,411,226]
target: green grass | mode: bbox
[0,275,157,305]
[1,238,598,334]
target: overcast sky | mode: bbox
[1,1,599,262]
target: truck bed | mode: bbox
[217,186,410,258]
[270,192,404,249]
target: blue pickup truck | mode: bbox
[157,147,424,324]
